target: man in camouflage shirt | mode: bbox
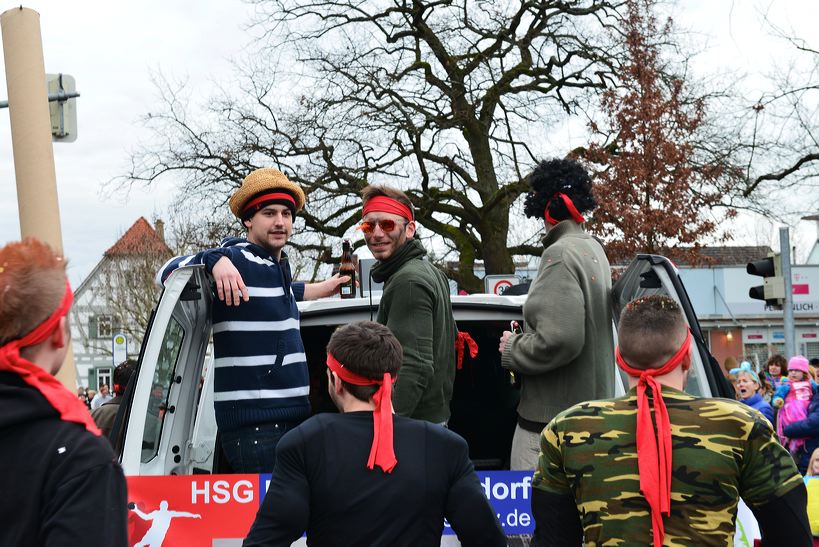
[531,295,810,546]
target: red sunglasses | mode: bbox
[357,219,404,234]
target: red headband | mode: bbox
[0,280,101,436]
[615,329,692,547]
[544,193,585,225]
[362,196,413,221]
[242,192,296,215]
[326,352,397,473]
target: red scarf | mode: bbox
[455,331,478,370]
[326,352,396,473]
[362,196,413,221]
[615,330,691,547]
[0,281,101,436]
[544,193,585,225]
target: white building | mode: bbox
[71,217,171,389]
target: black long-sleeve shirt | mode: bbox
[244,412,506,547]
[0,372,128,547]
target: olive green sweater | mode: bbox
[372,239,457,423]
[501,221,615,424]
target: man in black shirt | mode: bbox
[244,321,505,547]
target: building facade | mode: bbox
[71,217,171,389]
[677,245,819,370]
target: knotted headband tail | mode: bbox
[544,193,585,225]
[327,353,396,473]
[0,280,101,436]
[615,329,691,547]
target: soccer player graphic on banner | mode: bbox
[130,500,201,547]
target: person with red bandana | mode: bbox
[243,321,505,547]
[359,185,458,425]
[530,295,810,546]
[498,158,614,470]
[0,238,128,546]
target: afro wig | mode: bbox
[522,158,597,221]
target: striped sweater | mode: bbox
[158,237,310,432]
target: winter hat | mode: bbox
[788,355,810,374]
[229,168,306,220]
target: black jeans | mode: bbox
[220,421,296,474]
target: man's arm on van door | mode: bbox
[501,260,585,375]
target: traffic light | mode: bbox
[747,253,785,308]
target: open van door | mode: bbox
[117,266,213,476]
[613,254,734,399]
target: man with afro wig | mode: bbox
[498,158,615,470]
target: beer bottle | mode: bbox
[339,239,356,299]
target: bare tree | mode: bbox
[718,22,819,217]
[119,0,627,291]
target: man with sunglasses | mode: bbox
[157,168,348,473]
[360,185,457,425]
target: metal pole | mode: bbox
[1,7,77,389]
[779,227,796,358]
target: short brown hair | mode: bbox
[361,185,415,218]
[327,321,402,402]
[0,239,67,346]
[617,295,688,369]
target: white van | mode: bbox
[111,254,743,545]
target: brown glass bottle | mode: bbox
[339,239,356,299]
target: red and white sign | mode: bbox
[484,275,519,295]
[127,474,260,546]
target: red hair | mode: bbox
[0,239,67,345]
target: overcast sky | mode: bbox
[1,0,818,287]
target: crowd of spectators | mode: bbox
[727,354,819,475]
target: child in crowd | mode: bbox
[731,362,774,424]
[806,448,819,481]
[773,356,817,454]
[764,354,788,400]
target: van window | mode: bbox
[141,317,185,463]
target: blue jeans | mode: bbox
[220,421,295,473]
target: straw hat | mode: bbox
[228,168,306,219]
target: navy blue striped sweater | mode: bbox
[158,237,310,431]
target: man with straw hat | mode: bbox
[158,168,349,473]
[244,321,505,547]
[530,295,810,546]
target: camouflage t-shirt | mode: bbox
[533,385,802,546]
